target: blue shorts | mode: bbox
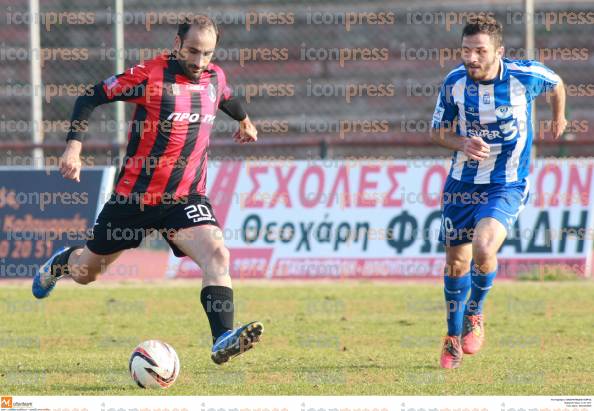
[438,176,530,247]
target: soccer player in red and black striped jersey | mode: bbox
[32,15,263,365]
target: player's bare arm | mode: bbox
[234,115,258,144]
[548,79,567,140]
[59,139,83,182]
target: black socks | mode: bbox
[51,246,83,278]
[200,286,234,342]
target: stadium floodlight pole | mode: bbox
[114,0,126,159]
[524,0,535,60]
[525,0,537,157]
[29,0,43,169]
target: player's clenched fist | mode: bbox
[59,140,83,182]
[233,116,258,144]
[462,136,490,161]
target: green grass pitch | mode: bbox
[1,280,593,395]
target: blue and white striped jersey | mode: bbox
[431,58,560,184]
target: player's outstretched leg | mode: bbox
[171,224,264,365]
[32,246,82,299]
[32,245,122,298]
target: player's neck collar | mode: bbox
[498,58,507,81]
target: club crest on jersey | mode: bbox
[482,92,490,104]
[495,105,513,119]
[171,84,180,96]
[165,83,180,96]
[208,83,217,103]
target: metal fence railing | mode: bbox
[1,0,593,163]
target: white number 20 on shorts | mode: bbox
[184,204,214,222]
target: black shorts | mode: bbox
[87,193,219,257]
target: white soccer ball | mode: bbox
[129,340,180,389]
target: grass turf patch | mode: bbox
[1,280,593,395]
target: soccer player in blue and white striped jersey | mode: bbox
[430,16,567,368]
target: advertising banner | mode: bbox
[0,167,116,278]
[167,159,594,279]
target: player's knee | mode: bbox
[205,245,230,279]
[76,270,97,285]
[72,256,109,284]
[473,241,497,272]
[444,257,471,277]
[73,264,100,284]
[212,245,230,266]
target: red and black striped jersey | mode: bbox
[72,54,235,205]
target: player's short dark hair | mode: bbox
[462,16,503,48]
[177,14,219,45]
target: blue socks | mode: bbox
[465,261,497,316]
[444,274,471,336]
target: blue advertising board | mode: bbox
[0,167,116,278]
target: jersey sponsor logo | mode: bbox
[167,112,215,124]
[467,124,517,141]
[468,124,518,141]
[467,127,501,140]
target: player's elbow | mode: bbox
[550,78,565,97]
[72,93,101,115]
